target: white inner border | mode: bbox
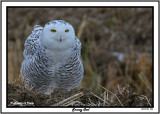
[2,2,158,112]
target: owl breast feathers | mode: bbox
[20,20,84,94]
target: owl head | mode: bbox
[41,20,76,50]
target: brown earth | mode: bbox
[8,83,152,107]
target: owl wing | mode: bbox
[73,37,82,57]
[23,25,43,58]
[21,25,45,89]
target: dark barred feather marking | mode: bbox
[55,38,84,90]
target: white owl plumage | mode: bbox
[20,20,84,94]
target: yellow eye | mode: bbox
[51,29,56,32]
[65,29,69,32]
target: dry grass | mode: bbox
[52,92,84,106]
[8,83,152,107]
[8,8,153,106]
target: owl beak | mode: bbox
[59,35,63,42]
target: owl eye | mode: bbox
[65,29,69,32]
[51,29,56,32]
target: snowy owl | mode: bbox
[20,20,84,94]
